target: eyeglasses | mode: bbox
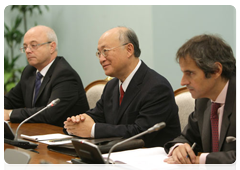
[96,43,129,58]
[20,41,52,53]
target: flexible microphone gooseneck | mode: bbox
[106,122,166,164]
[14,98,60,141]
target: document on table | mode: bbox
[102,147,179,170]
[21,133,73,145]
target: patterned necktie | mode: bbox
[34,72,43,104]
[210,102,221,152]
[119,84,125,105]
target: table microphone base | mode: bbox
[4,138,38,149]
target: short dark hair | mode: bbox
[118,27,141,58]
[176,34,236,80]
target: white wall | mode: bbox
[4,5,236,90]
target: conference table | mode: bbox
[4,122,197,170]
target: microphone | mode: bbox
[14,98,60,141]
[106,122,166,164]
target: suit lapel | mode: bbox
[115,80,142,124]
[114,61,148,124]
[219,74,236,150]
[219,109,232,150]
[35,74,51,103]
[27,70,36,107]
[112,83,120,123]
[201,100,212,152]
[34,57,59,105]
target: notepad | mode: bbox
[101,147,172,169]
[21,133,73,142]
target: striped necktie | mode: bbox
[119,84,124,105]
[34,72,43,104]
[210,102,221,152]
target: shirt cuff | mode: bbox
[9,110,13,118]
[199,153,208,164]
[167,143,184,156]
[91,123,96,138]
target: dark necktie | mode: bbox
[119,84,125,105]
[210,102,221,152]
[34,72,43,104]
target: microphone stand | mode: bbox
[106,122,166,164]
[14,105,51,141]
[14,98,60,141]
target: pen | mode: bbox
[186,142,196,158]
[48,138,72,142]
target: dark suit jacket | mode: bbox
[86,61,181,147]
[4,56,89,127]
[164,74,236,164]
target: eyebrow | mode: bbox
[183,70,192,72]
[183,70,195,74]
[23,40,38,45]
[97,45,107,51]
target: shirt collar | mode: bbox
[36,59,55,77]
[212,81,229,105]
[119,59,142,92]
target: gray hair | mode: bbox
[118,27,141,58]
[46,28,58,51]
[176,34,235,80]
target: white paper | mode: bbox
[102,147,179,170]
[40,138,90,146]
[20,133,73,142]
[40,139,73,145]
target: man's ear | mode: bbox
[50,41,57,54]
[213,62,223,79]
[126,43,134,58]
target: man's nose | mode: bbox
[180,75,189,86]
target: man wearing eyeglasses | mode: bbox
[4,25,89,127]
[64,26,181,147]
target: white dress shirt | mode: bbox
[90,59,142,138]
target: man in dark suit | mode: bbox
[64,26,181,147]
[4,25,89,127]
[164,34,236,164]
